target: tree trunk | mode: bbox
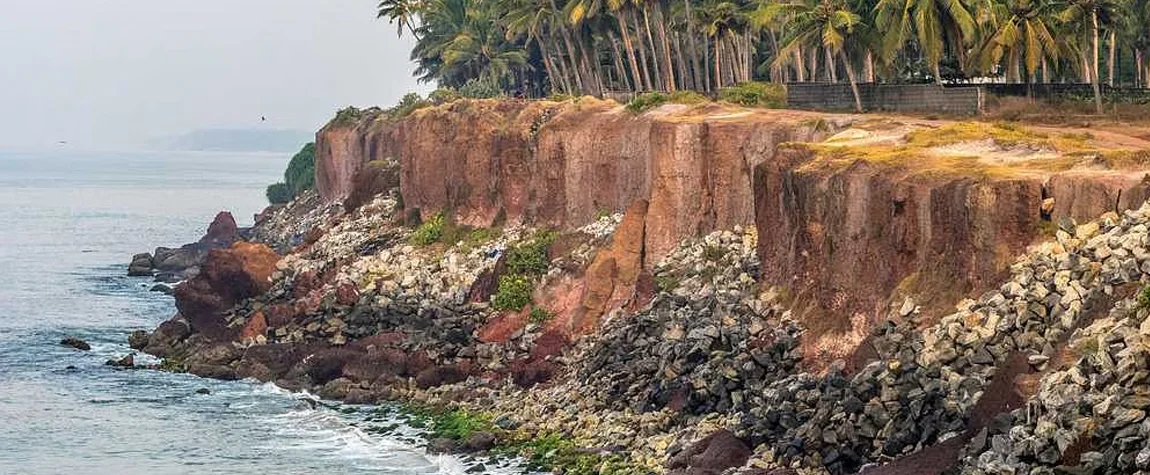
[1042,57,1049,83]
[809,47,819,82]
[794,47,806,82]
[608,30,632,92]
[1136,49,1144,87]
[640,8,664,91]
[713,35,722,89]
[537,36,565,95]
[825,47,838,82]
[840,49,863,112]
[702,35,712,91]
[556,24,587,93]
[617,15,646,92]
[629,10,655,91]
[549,33,575,94]
[682,0,703,91]
[673,33,692,90]
[652,2,677,91]
[1108,30,1116,87]
[865,50,875,83]
[1092,9,1103,113]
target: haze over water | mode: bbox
[0,151,485,474]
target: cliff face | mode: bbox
[315,100,1150,361]
[316,100,839,266]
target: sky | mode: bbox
[0,0,427,151]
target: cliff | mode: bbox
[316,102,1150,361]
[134,99,1150,475]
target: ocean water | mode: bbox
[0,151,506,475]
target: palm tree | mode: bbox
[1060,0,1123,112]
[378,0,425,39]
[874,0,976,83]
[770,0,865,111]
[976,0,1060,82]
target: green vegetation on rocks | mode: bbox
[492,230,556,311]
[410,213,446,246]
[492,275,533,311]
[718,82,786,108]
[265,182,293,204]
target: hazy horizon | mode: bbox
[0,0,429,152]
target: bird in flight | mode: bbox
[261,116,266,122]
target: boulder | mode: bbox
[667,430,752,475]
[173,242,279,341]
[127,330,149,350]
[128,253,153,276]
[60,336,91,351]
[202,211,239,244]
[105,354,135,368]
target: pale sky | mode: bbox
[0,0,427,151]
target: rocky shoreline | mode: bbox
[123,101,1150,475]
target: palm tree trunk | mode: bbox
[617,16,646,92]
[682,0,703,90]
[548,33,575,95]
[608,30,632,92]
[702,35,712,91]
[673,33,692,89]
[794,47,806,82]
[864,50,875,82]
[809,47,819,82]
[1108,30,1116,87]
[556,24,587,93]
[1042,57,1049,83]
[1136,49,1144,87]
[630,9,655,90]
[825,47,838,82]
[713,35,722,89]
[840,50,862,112]
[1092,9,1103,113]
[652,2,677,91]
[641,8,664,91]
[537,37,565,95]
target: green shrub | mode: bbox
[429,88,461,105]
[626,92,668,113]
[493,275,533,311]
[329,106,368,127]
[388,93,431,119]
[528,307,554,324]
[459,78,503,99]
[284,142,315,195]
[654,274,681,293]
[411,213,446,245]
[668,90,710,105]
[506,231,557,276]
[266,182,293,204]
[1138,285,1150,310]
[718,82,786,108]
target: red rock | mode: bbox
[344,159,400,212]
[477,308,529,344]
[202,211,239,244]
[239,311,267,341]
[666,430,752,475]
[335,281,359,306]
[265,303,297,327]
[173,242,280,341]
[510,359,556,388]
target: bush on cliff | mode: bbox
[718,82,786,108]
[387,93,432,120]
[493,275,533,311]
[284,142,315,195]
[410,213,446,245]
[266,182,293,204]
[458,78,503,99]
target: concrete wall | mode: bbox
[787,83,984,115]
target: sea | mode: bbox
[0,150,512,475]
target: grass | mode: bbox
[505,230,557,277]
[625,90,710,113]
[654,274,681,293]
[528,307,555,324]
[410,213,446,246]
[718,82,786,108]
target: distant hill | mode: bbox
[157,129,314,153]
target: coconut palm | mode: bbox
[378,0,425,38]
[771,0,865,111]
[976,0,1060,82]
[1060,0,1124,112]
[874,0,977,83]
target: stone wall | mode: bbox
[787,83,984,115]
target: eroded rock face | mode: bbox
[172,242,280,341]
[314,100,837,266]
[753,146,1150,363]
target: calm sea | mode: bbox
[0,150,498,475]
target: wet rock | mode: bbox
[462,431,497,452]
[128,253,154,276]
[105,354,134,368]
[427,437,458,454]
[149,283,174,295]
[60,336,91,351]
[195,388,211,395]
